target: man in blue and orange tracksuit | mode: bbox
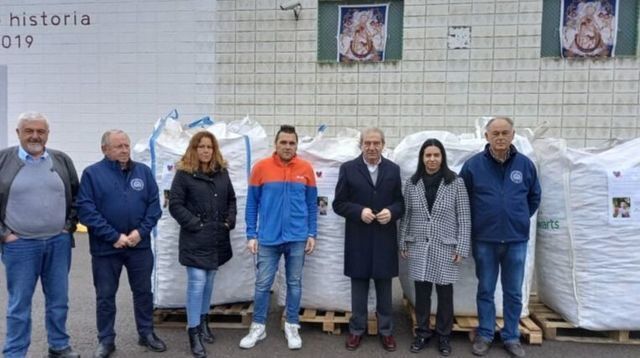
[239,125,317,350]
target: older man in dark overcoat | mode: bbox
[333,127,404,352]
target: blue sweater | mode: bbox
[459,145,541,243]
[77,158,161,256]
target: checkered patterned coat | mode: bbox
[398,176,471,284]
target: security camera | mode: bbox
[280,1,301,11]
[280,1,302,20]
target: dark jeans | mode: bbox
[349,278,393,336]
[91,248,154,344]
[414,281,453,338]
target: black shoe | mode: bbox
[200,314,215,344]
[409,336,430,353]
[504,341,526,357]
[438,335,452,356]
[471,336,491,356]
[138,332,167,352]
[188,326,207,358]
[48,346,80,358]
[93,342,116,358]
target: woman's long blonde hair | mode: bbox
[176,131,227,173]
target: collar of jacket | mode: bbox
[191,169,221,181]
[361,153,382,167]
[102,157,134,171]
[270,152,299,167]
[357,155,387,168]
[483,143,517,164]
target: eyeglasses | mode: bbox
[363,141,383,147]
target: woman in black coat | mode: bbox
[169,131,236,358]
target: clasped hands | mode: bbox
[113,229,141,248]
[361,207,391,225]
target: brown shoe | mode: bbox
[380,335,397,352]
[345,334,362,351]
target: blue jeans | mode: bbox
[92,248,154,344]
[473,241,527,343]
[186,266,217,328]
[252,241,306,325]
[1,233,72,357]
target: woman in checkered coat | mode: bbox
[398,138,471,356]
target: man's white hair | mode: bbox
[101,129,129,147]
[360,127,386,146]
[485,116,514,131]
[17,111,49,130]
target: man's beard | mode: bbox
[25,141,44,154]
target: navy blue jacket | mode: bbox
[77,157,162,256]
[459,145,541,243]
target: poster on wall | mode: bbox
[607,168,640,225]
[560,0,618,58]
[337,4,388,63]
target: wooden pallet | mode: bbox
[154,301,254,329]
[282,308,377,335]
[529,301,640,345]
[403,297,543,345]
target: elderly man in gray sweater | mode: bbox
[0,111,80,358]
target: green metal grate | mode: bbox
[317,0,404,62]
[541,0,639,57]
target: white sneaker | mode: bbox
[239,322,266,349]
[284,322,302,350]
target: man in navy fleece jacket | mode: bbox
[459,117,541,358]
[77,129,165,358]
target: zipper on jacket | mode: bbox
[283,164,290,241]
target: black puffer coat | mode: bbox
[169,169,237,270]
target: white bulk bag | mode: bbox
[134,110,269,308]
[534,137,640,330]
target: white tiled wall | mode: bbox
[3,0,638,166]
[213,0,640,148]
[1,0,216,171]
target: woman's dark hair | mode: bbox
[410,138,457,185]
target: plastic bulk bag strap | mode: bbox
[187,116,213,129]
[149,109,179,179]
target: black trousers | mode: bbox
[349,278,393,336]
[414,280,453,338]
[92,248,154,344]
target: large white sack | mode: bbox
[534,137,640,330]
[274,128,380,312]
[392,127,537,318]
[134,111,269,308]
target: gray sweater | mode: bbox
[0,146,79,239]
